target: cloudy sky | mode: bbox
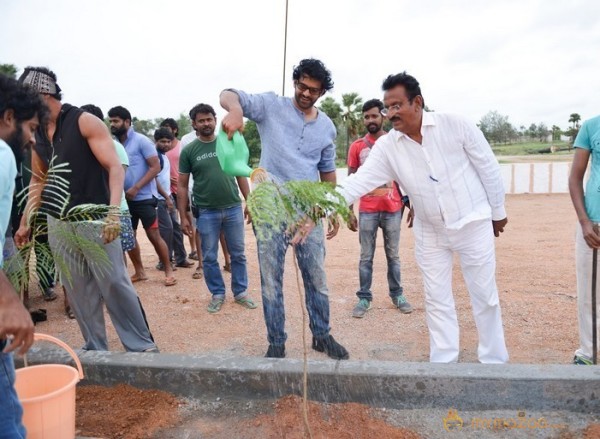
[2,0,599,130]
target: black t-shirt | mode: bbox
[34,104,110,219]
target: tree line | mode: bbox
[477,110,581,146]
[1,63,583,163]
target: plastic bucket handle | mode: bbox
[31,333,84,380]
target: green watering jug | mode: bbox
[216,130,253,178]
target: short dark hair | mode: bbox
[107,106,132,122]
[154,127,174,141]
[0,74,48,123]
[292,58,333,92]
[381,72,424,108]
[159,118,178,134]
[18,66,62,100]
[189,103,216,121]
[362,99,384,114]
[80,104,104,120]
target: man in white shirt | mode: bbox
[338,72,509,363]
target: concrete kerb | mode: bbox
[16,346,600,413]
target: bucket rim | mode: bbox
[15,364,80,404]
[25,333,84,379]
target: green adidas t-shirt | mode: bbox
[179,139,241,209]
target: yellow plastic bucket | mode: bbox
[14,333,84,439]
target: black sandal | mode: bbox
[65,306,75,319]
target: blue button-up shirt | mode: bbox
[235,90,336,183]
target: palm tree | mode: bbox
[568,113,581,147]
[341,93,363,158]
[569,113,581,130]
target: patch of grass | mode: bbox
[492,141,571,156]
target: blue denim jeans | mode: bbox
[357,210,403,301]
[0,340,26,439]
[256,222,330,346]
[196,204,247,299]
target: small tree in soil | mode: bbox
[247,172,351,438]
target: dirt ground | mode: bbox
[26,193,595,438]
[31,193,580,364]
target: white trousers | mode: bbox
[575,223,600,360]
[414,218,509,363]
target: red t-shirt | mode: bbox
[347,133,403,213]
[165,139,181,194]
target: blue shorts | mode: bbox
[120,215,135,252]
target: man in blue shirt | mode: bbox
[0,73,45,439]
[108,106,176,287]
[220,59,349,360]
[569,115,600,365]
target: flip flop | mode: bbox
[165,277,177,287]
[131,274,148,283]
[192,268,203,280]
[65,306,76,319]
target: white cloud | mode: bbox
[2,0,598,129]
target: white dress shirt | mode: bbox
[339,112,506,230]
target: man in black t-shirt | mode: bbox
[15,66,158,353]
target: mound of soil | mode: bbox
[76,384,180,439]
[76,386,422,439]
[243,395,422,439]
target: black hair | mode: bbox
[80,104,104,120]
[362,99,384,113]
[189,103,216,121]
[292,58,333,92]
[107,106,132,122]
[18,66,63,100]
[159,118,178,133]
[154,127,174,141]
[381,72,424,108]
[0,73,47,123]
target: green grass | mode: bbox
[492,141,571,156]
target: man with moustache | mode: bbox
[107,106,176,286]
[0,73,43,438]
[178,103,255,314]
[220,58,349,360]
[337,72,509,364]
[347,99,413,318]
[15,67,158,353]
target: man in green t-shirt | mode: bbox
[178,104,256,313]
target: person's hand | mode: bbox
[582,221,600,249]
[166,198,175,212]
[326,215,339,240]
[181,216,193,237]
[406,207,414,228]
[348,211,358,232]
[291,217,316,245]
[492,217,508,237]
[14,224,31,247]
[125,186,140,201]
[221,109,244,140]
[0,290,34,355]
[244,205,252,225]
[102,213,121,244]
